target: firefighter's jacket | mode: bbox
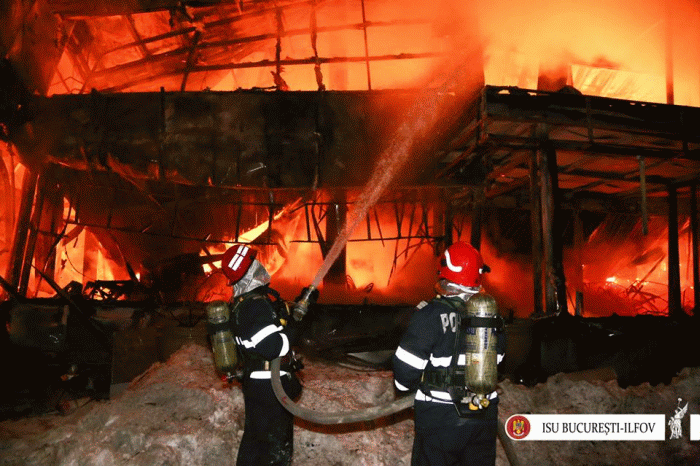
[232,286,294,380]
[392,295,506,404]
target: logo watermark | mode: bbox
[668,398,688,440]
[505,414,665,441]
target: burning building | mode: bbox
[1,0,700,454]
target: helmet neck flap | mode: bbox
[435,278,480,302]
[232,259,271,297]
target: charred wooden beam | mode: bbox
[470,202,483,251]
[18,169,51,296]
[638,155,648,235]
[573,210,584,316]
[323,194,347,286]
[691,184,699,315]
[100,51,444,93]
[483,86,700,148]
[529,149,543,317]
[0,273,23,301]
[536,125,567,316]
[179,30,202,91]
[484,135,700,163]
[539,140,557,316]
[124,14,152,59]
[667,187,682,318]
[46,0,264,17]
[83,12,431,87]
[9,169,38,293]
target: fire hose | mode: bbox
[269,358,520,466]
[269,356,415,424]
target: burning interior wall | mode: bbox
[0,0,699,392]
[1,128,698,318]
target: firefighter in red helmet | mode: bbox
[209,244,317,466]
[393,241,506,466]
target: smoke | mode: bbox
[389,0,699,104]
[43,0,700,103]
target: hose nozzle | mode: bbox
[292,285,316,322]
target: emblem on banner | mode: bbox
[506,414,531,440]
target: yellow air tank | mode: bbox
[462,293,499,409]
[206,300,238,382]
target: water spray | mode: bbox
[271,50,487,423]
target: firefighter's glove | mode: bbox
[292,286,320,321]
[295,286,320,306]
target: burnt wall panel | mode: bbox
[12,90,420,189]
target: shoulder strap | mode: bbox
[230,291,265,326]
[434,295,465,312]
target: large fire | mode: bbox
[2,1,699,316]
[1,141,698,317]
[44,0,700,105]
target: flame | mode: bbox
[44,0,700,105]
[577,216,695,316]
[2,147,697,315]
[196,192,444,305]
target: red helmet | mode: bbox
[438,242,487,288]
[221,244,257,283]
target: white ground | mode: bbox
[1,344,698,466]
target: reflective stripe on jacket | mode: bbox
[392,295,505,404]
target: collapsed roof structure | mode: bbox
[1,2,700,419]
[2,0,699,317]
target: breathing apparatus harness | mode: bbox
[206,286,301,383]
[420,294,504,417]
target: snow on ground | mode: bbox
[1,344,699,466]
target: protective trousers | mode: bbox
[236,376,301,466]
[411,400,498,466]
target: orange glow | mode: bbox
[0,169,694,316]
[577,216,695,316]
[8,0,700,315]
[195,192,443,306]
[44,0,700,104]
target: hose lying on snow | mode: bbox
[270,357,415,425]
[270,358,521,466]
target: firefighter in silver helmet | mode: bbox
[392,241,506,466]
[208,244,317,466]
